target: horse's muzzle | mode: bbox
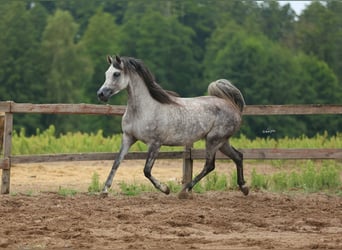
[97,87,113,102]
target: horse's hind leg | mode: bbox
[219,142,249,196]
[144,143,170,194]
[179,138,219,199]
[178,154,216,199]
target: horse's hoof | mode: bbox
[100,191,109,198]
[160,184,170,195]
[240,185,249,196]
[178,191,193,200]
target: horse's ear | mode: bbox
[115,55,124,69]
[115,55,121,64]
[107,55,113,64]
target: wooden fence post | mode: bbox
[182,145,193,189]
[1,112,13,194]
[0,112,4,155]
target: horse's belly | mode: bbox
[158,120,210,146]
[136,128,204,146]
[126,119,209,147]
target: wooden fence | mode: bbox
[1,101,342,194]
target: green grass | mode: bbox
[53,159,341,196]
[57,187,78,196]
[118,181,155,196]
[203,171,228,191]
[88,172,102,193]
[8,125,342,195]
[52,160,341,196]
[251,168,269,190]
[166,180,182,193]
[11,125,342,155]
[250,160,341,193]
[115,162,340,195]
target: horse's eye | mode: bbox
[113,72,120,78]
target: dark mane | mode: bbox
[113,57,179,104]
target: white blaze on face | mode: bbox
[100,64,128,97]
[103,65,118,88]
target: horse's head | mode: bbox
[97,55,129,102]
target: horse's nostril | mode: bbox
[97,89,109,102]
[97,90,104,98]
[97,87,112,102]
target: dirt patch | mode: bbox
[0,191,341,249]
[1,160,341,249]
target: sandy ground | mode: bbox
[9,159,194,193]
[0,160,341,249]
[8,159,297,193]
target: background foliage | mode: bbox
[0,0,341,138]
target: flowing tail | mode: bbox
[208,79,245,112]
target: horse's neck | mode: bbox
[126,77,155,114]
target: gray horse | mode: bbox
[97,55,249,198]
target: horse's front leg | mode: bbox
[144,143,170,195]
[102,134,136,195]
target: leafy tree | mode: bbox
[40,9,93,133]
[80,8,121,99]
[0,0,340,138]
[217,32,298,137]
[295,54,340,104]
[205,21,300,104]
[258,0,296,42]
[294,53,342,136]
[79,8,123,134]
[55,0,108,36]
[211,0,260,27]
[294,1,333,58]
[120,9,199,96]
[0,2,43,102]
[291,1,342,83]
[0,2,48,133]
[172,0,217,62]
[204,20,340,137]
[325,1,342,84]
[41,9,93,103]
[27,1,49,41]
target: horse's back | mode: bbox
[181,96,243,133]
[178,96,242,120]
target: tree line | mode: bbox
[0,0,341,138]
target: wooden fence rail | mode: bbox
[1,101,342,194]
[1,101,342,115]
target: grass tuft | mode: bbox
[88,172,102,193]
[58,187,78,196]
[251,168,269,190]
[118,181,154,196]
